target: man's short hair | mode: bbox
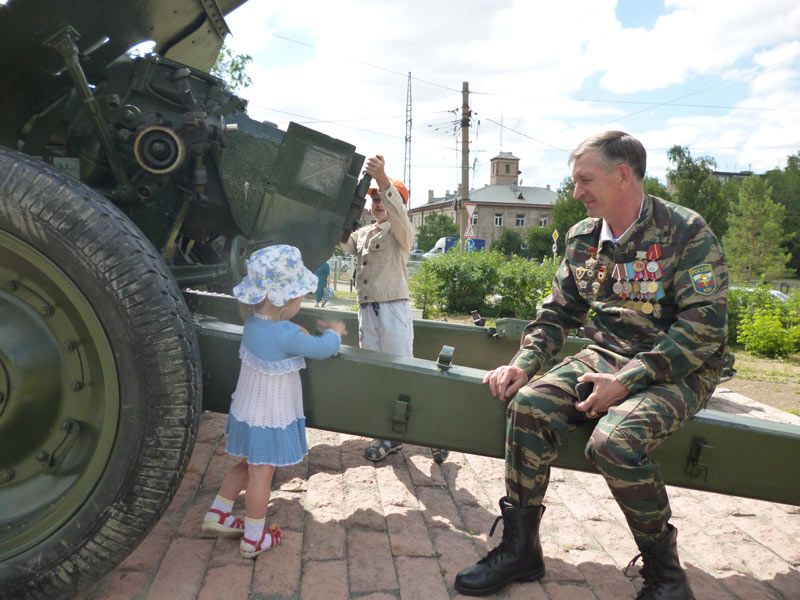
[568,131,646,182]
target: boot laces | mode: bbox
[478,514,516,567]
[625,552,662,599]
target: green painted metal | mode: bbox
[184,290,589,372]
[0,0,248,147]
[2,2,366,278]
[194,315,800,506]
[0,231,120,559]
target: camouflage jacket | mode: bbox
[510,194,729,395]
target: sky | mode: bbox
[221,0,800,208]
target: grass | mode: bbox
[733,364,799,384]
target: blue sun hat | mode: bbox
[233,245,318,307]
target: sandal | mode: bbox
[240,524,282,559]
[431,448,449,464]
[364,439,403,462]
[202,509,245,538]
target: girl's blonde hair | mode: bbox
[238,297,299,322]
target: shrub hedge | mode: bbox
[411,253,800,358]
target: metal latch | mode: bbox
[685,438,714,482]
[436,345,454,370]
[40,419,81,474]
[392,395,410,434]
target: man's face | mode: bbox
[572,150,623,220]
[369,193,388,223]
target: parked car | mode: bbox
[410,249,426,260]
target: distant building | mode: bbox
[407,152,557,251]
[710,169,753,184]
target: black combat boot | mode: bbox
[627,524,695,600]
[454,497,546,596]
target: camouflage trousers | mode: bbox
[505,347,717,547]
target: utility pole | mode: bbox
[403,72,412,201]
[459,81,470,253]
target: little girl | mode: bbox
[202,244,347,559]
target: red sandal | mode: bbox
[202,509,245,538]
[240,524,282,559]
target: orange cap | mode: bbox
[368,178,409,206]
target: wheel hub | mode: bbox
[0,231,119,560]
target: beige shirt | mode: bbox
[338,183,415,303]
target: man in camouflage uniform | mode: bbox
[455,131,728,599]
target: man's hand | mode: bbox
[482,365,528,401]
[574,372,629,417]
[365,155,391,191]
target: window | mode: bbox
[472,212,478,226]
[516,214,526,227]
[505,164,510,174]
[494,213,503,226]
[540,216,550,228]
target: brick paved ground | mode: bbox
[80,404,800,600]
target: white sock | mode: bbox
[206,495,236,526]
[243,517,266,545]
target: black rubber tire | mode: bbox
[780,282,790,294]
[0,148,201,598]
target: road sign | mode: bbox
[552,229,559,241]
[552,243,558,253]
[464,223,476,238]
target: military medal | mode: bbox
[632,251,647,280]
[647,281,659,294]
[611,263,625,281]
[597,266,607,281]
[612,281,623,294]
[653,303,663,318]
[591,281,601,297]
[585,248,598,271]
[646,244,663,280]
[576,266,586,280]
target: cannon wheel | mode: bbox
[0,148,202,598]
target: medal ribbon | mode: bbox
[647,244,662,261]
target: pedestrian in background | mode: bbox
[314,260,330,307]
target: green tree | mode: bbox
[723,176,794,283]
[666,146,728,238]
[492,227,525,257]
[526,226,556,263]
[416,213,458,251]
[643,176,671,201]
[763,152,800,273]
[211,42,253,93]
[550,177,586,252]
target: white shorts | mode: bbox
[358,300,414,357]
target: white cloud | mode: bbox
[221,0,800,206]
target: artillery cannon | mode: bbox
[1,2,799,599]
[0,1,367,597]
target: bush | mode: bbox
[727,286,786,345]
[409,250,557,319]
[493,256,558,319]
[738,305,800,358]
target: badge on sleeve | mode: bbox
[688,264,717,295]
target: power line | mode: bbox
[484,119,567,153]
[268,31,800,117]
[270,34,462,93]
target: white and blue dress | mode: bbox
[226,315,341,465]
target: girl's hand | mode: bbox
[318,320,347,337]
